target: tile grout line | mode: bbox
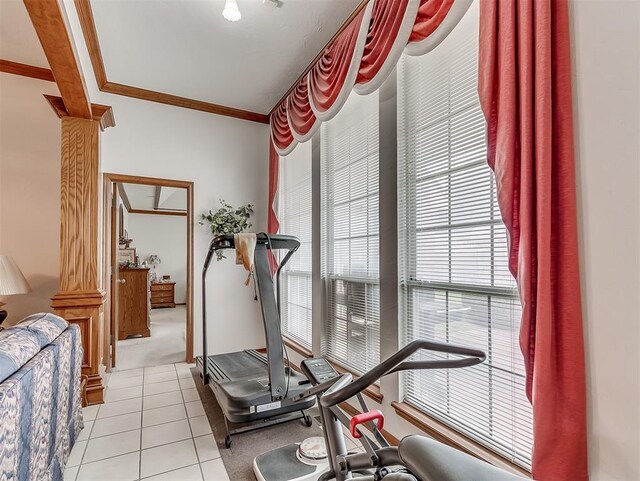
[138,364,146,480]
[177,363,207,481]
[71,431,213,474]
[76,401,98,468]
[72,444,141,472]
[139,461,202,480]
[89,405,202,439]
[74,364,199,480]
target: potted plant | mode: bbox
[200,200,254,260]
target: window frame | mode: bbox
[320,90,382,376]
[278,147,314,350]
[395,4,532,469]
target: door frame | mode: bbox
[103,173,195,365]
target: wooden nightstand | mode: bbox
[150,282,176,308]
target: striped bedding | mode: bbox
[0,313,84,481]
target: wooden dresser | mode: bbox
[150,282,176,308]
[118,267,150,340]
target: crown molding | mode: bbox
[73,0,269,124]
[74,0,107,88]
[101,81,268,123]
[0,59,55,82]
[129,209,187,217]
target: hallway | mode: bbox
[116,306,187,371]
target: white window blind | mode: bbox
[321,90,380,375]
[397,3,533,469]
[278,142,313,348]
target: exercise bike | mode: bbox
[254,340,530,481]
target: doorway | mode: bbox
[103,173,194,371]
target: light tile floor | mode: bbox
[64,362,230,481]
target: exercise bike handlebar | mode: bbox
[320,340,486,408]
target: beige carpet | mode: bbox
[115,305,187,370]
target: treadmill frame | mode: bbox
[201,233,298,397]
[199,233,311,445]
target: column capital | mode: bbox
[44,94,115,131]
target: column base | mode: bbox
[52,289,106,405]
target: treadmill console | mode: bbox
[301,358,339,386]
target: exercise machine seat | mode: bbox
[397,435,529,481]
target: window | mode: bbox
[397,3,533,469]
[278,142,313,348]
[321,90,380,375]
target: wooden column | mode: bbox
[46,96,115,405]
[51,116,105,404]
[24,0,115,405]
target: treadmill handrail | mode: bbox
[320,340,486,408]
[208,233,300,252]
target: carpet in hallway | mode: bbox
[116,305,186,370]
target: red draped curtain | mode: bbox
[267,140,280,235]
[478,1,588,478]
[267,1,588,478]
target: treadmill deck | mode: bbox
[196,350,315,423]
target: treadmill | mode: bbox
[196,233,315,448]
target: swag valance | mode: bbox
[270,0,472,156]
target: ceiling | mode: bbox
[120,183,187,212]
[0,0,49,67]
[89,0,361,113]
[1,0,362,116]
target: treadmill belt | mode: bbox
[209,351,268,381]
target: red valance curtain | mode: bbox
[478,0,588,480]
[287,77,318,143]
[354,0,420,94]
[270,0,472,156]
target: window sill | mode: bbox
[328,360,384,404]
[391,401,532,478]
[283,337,314,358]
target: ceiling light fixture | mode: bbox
[223,0,241,22]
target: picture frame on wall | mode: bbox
[118,248,136,265]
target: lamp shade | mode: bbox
[0,255,31,296]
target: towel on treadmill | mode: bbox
[234,233,257,286]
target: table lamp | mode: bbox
[0,255,31,325]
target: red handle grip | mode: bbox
[349,410,384,439]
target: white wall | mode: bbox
[571,2,640,480]
[127,213,188,303]
[63,2,272,357]
[0,73,61,326]
[94,98,269,357]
